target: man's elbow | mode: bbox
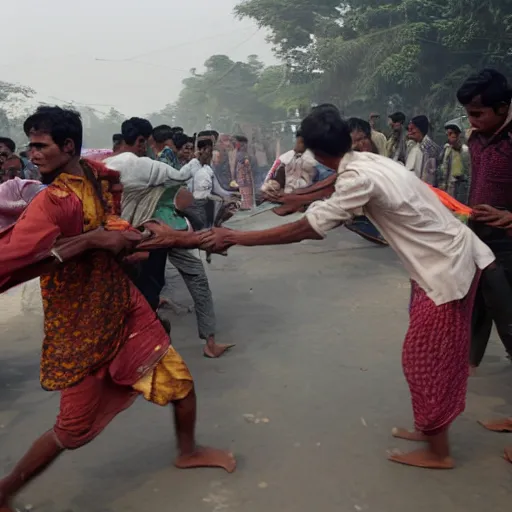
[299,217,324,241]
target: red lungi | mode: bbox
[403,275,479,435]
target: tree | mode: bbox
[0,81,36,144]
[235,0,512,136]
[167,54,280,134]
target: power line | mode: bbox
[95,26,256,63]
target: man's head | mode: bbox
[121,117,153,157]
[171,126,184,135]
[197,139,213,165]
[300,105,352,169]
[112,133,123,153]
[197,130,218,144]
[369,113,380,130]
[348,117,376,153]
[0,155,24,182]
[151,124,176,153]
[0,137,16,165]
[234,135,248,151]
[445,124,462,149]
[457,69,511,134]
[388,112,406,133]
[174,133,193,162]
[23,106,82,180]
[408,115,429,143]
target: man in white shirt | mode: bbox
[201,106,495,469]
[405,115,442,185]
[105,118,234,359]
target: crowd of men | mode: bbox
[0,67,511,509]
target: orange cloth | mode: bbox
[428,185,472,216]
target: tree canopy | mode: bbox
[233,0,512,131]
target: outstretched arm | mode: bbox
[205,217,321,248]
[202,170,374,251]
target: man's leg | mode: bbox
[480,262,512,359]
[133,249,168,311]
[0,367,131,510]
[132,344,236,472]
[469,283,493,367]
[389,280,475,469]
[167,248,234,358]
[133,249,170,332]
[0,431,63,510]
[173,389,236,471]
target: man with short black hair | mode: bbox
[174,133,194,165]
[455,69,512,461]
[406,115,441,185]
[151,124,179,168]
[0,137,15,166]
[202,106,495,469]
[386,112,408,163]
[348,117,379,154]
[105,119,233,358]
[0,106,235,510]
[438,124,471,204]
[456,69,512,367]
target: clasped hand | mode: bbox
[199,227,234,253]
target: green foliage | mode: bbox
[234,0,512,137]
[169,54,287,133]
[0,81,36,144]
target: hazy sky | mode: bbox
[3,0,276,116]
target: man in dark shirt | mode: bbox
[457,70,512,452]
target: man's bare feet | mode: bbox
[388,448,454,469]
[392,427,427,441]
[175,447,236,473]
[203,343,235,358]
[478,417,512,432]
[504,447,512,463]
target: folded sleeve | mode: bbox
[0,189,79,287]
[305,170,373,237]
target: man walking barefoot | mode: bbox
[202,106,494,469]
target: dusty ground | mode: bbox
[0,211,511,512]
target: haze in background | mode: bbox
[2,0,276,116]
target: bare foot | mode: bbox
[203,343,235,358]
[175,447,236,473]
[504,447,512,463]
[478,418,512,432]
[392,427,427,441]
[388,448,454,469]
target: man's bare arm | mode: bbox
[136,222,203,250]
[201,217,322,251]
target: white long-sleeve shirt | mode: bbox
[305,151,495,305]
[104,152,192,188]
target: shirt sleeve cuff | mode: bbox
[305,211,328,238]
